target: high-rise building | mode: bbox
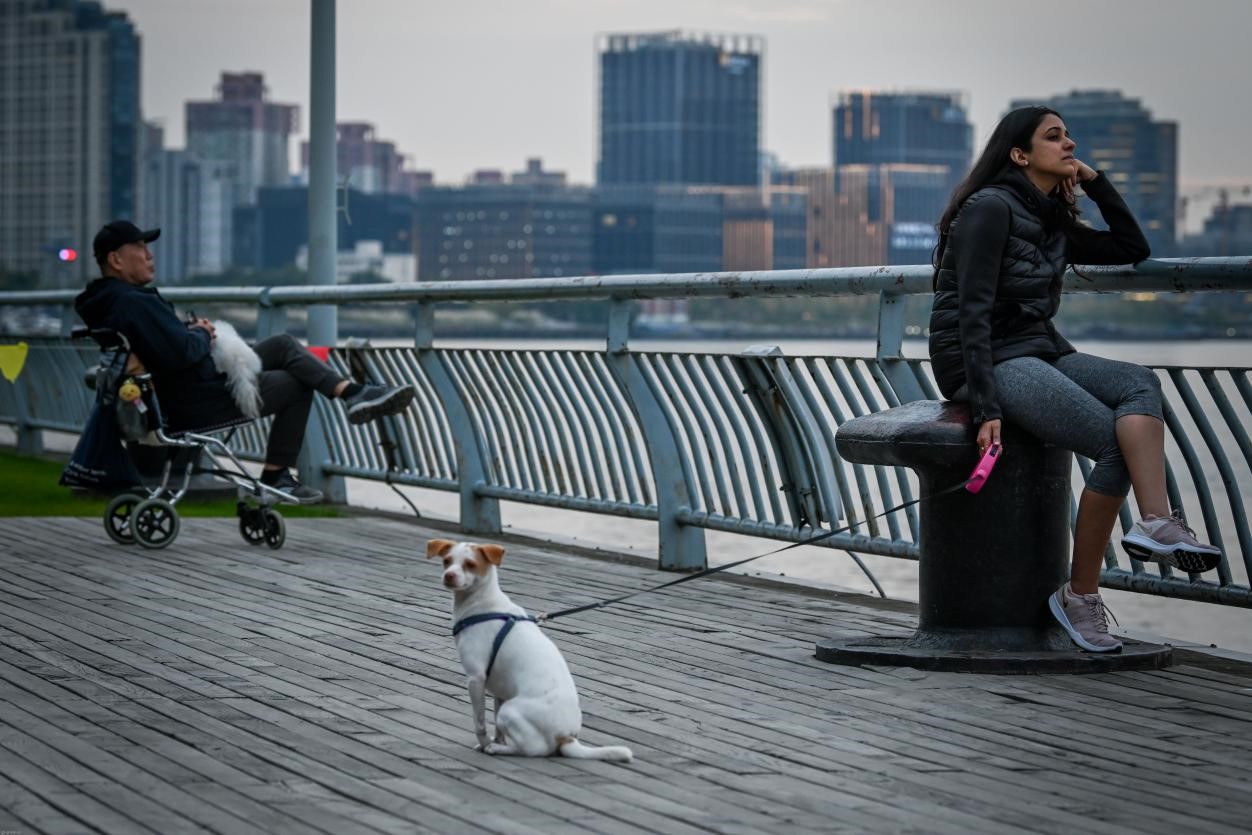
[139,123,201,283]
[416,163,592,282]
[773,168,844,269]
[827,92,970,266]
[775,164,948,268]
[1010,90,1178,255]
[593,186,724,276]
[715,186,808,272]
[298,121,430,197]
[833,91,972,187]
[233,186,417,273]
[185,72,298,273]
[598,31,762,187]
[0,0,141,286]
[768,188,808,270]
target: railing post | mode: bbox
[11,377,43,456]
[874,289,925,403]
[256,292,289,341]
[298,405,347,504]
[413,301,434,350]
[736,346,837,527]
[59,304,77,337]
[414,306,500,534]
[606,297,631,354]
[293,297,345,502]
[604,299,707,570]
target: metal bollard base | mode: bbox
[815,634,1173,674]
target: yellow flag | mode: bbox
[0,342,28,382]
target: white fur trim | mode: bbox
[210,320,263,419]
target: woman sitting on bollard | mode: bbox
[928,106,1222,654]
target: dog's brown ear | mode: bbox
[474,544,505,565]
[426,539,455,559]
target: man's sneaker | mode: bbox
[344,384,415,425]
[1121,510,1222,573]
[1048,583,1123,653]
[261,468,324,505]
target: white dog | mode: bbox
[427,538,633,762]
[209,320,262,419]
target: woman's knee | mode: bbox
[1117,365,1163,420]
[1086,469,1131,498]
[1088,450,1132,497]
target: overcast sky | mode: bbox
[116,0,1250,227]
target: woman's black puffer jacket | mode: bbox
[928,169,1150,424]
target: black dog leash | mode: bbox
[536,477,973,624]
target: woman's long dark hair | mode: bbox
[933,106,1080,275]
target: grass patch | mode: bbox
[0,449,339,518]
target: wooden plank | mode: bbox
[0,580,706,835]
[12,558,1016,831]
[3,514,1252,835]
[0,770,91,835]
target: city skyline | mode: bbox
[115,1,1250,223]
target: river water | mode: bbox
[349,336,1251,655]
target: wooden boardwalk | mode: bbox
[1,513,1250,835]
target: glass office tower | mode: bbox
[0,0,140,285]
[598,31,762,187]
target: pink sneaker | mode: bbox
[1121,510,1222,573]
[1048,584,1122,653]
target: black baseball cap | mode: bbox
[93,220,160,266]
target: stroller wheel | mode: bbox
[104,493,144,545]
[238,503,266,545]
[262,509,286,550]
[133,499,180,549]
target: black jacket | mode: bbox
[75,276,237,428]
[928,170,1150,423]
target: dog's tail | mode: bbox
[558,738,633,763]
[211,320,263,420]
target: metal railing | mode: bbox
[2,257,1250,607]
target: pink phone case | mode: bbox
[965,443,1001,494]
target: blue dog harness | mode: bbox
[451,612,539,679]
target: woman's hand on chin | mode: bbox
[1060,159,1098,200]
[1073,159,1098,183]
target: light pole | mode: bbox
[307,0,337,346]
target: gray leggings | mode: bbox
[982,353,1164,497]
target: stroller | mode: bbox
[69,326,305,551]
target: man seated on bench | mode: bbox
[75,220,415,504]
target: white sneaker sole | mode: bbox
[1048,594,1123,653]
[1121,533,1222,572]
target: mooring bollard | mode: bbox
[817,400,1172,673]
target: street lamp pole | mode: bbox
[307,0,338,345]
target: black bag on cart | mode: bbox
[60,350,143,491]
